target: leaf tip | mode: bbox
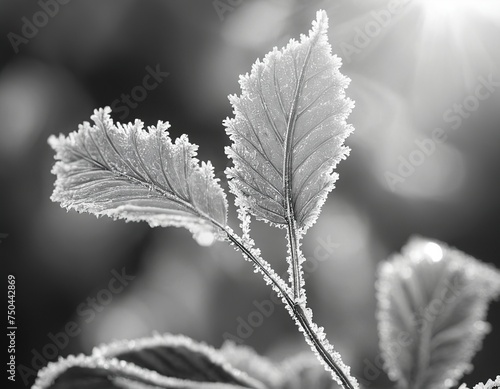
[314,9,329,31]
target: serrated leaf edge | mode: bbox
[49,107,228,243]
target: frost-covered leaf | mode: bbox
[33,334,340,389]
[33,334,265,389]
[225,10,353,232]
[459,376,500,389]
[49,107,227,245]
[376,237,500,389]
[224,12,356,386]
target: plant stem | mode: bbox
[224,228,357,389]
[293,303,356,389]
[225,232,294,306]
[286,216,302,301]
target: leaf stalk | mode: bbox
[224,228,357,389]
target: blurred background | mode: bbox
[1,0,499,388]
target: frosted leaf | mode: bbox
[376,237,500,389]
[33,333,352,389]
[459,376,500,389]
[49,107,227,245]
[33,334,265,389]
[225,10,353,232]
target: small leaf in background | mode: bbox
[279,353,340,389]
[33,334,338,389]
[376,237,500,389]
[220,341,337,389]
[219,342,283,388]
[49,107,227,245]
[459,376,500,389]
[225,10,353,232]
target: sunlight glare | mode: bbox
[417,0,497,16]
[424,242,444,263]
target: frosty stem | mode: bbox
[286,217,303,301]
[293,303,356,389]
[223,227,357,389]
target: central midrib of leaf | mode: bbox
[282,32,318,300]
[283,43,314,219]
[74,147,215,226]
[412,262,455,389]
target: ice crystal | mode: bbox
[459,376,500,389]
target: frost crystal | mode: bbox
[459,376,500,389]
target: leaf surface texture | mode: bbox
[225,10,353,231]
[49,108,227,245]
[33,334,338,389]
